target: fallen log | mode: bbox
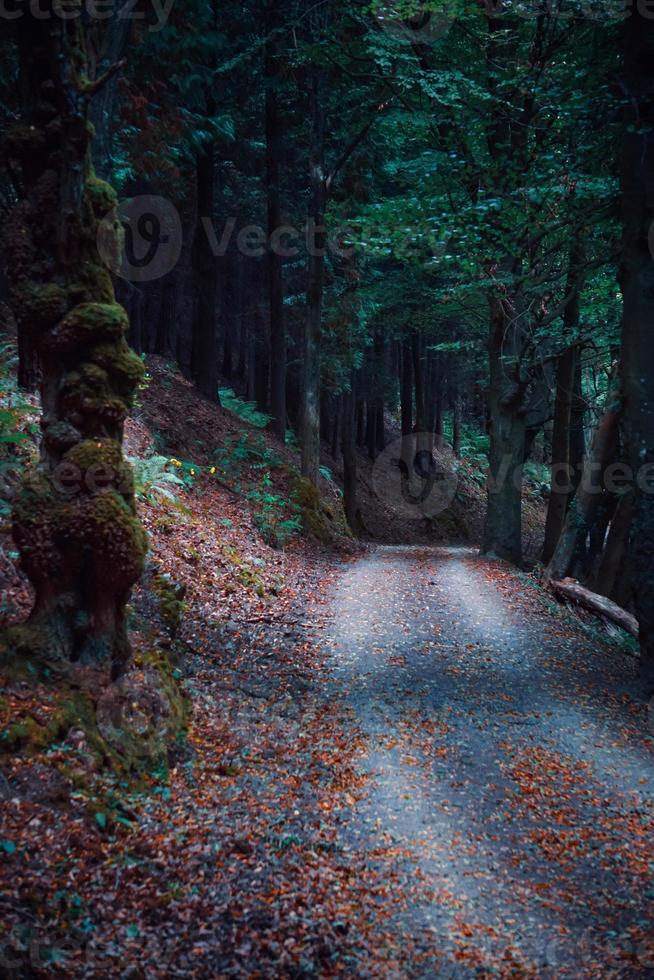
[549,577,639,638]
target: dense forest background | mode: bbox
[0,1,653,678]
[3,3,654,976]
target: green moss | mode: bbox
[66,265,115,306]
[12,469,78,583]
[152,573,187,640]
[49,301,127,352]
[90,340,144,393]
[79,489,147,589]
[17,282,68,335]
[63,439,132,495]
[291,476,344,543]
[85,176,118,217]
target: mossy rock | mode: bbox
[95,665,185,770]
[292,475,349,544]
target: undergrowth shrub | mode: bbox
[0,340,38,519]
[127,455,186,504]
[248,473,302,547]
[219,388,272,428]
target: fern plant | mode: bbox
[218,388,272,429]
[0,341,38,518]
[248,473,302,548]
[127,455,186,504]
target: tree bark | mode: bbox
[594,491,635,600]
[400,339,414,472]
[482,298,526,564]
[356,399,365,447]
[342,380,361,534]
[569,349,585,494]
[5,10,146,675]
[542,345,576,563]
[190,146,219,399]
[365,402,377,461]
[265,10,286,440]
[87,13,130,180]
[301,71,326,485]
[545,387,621,582]
[452,393,462,458]
[620,6,654,686]
[550,578,639,639]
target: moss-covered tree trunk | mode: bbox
[5,9,146,677]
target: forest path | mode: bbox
[315,545,654,977]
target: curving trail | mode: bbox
[318,545,654,977]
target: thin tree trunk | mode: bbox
[483,298,526,564]
[542,346,576,563]
[265,11,286,440]
[435,385,444,449]
[569,349,585,495]
[331,395,342,459]
[87,14,130,180]
[342,380,361,534]
[301,71,326,484]
[400,339,414,473]
[545,385,621,582]
[594,491,635,600]
[452,393,462,458]
[191,146,219,400]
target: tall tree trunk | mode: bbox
[265,12,286,440]
[481,2,529,565]
[5,10,146,675]
[412,332,426,436]
[365,403,377,461]
[435,385,444,450]
[331,395,342,459]
[191,146,219,399]
[356,399,365,448]
[545,385,621,582]
[621,6,654,686]
[482,298,526,564]
[593,491,634,598]
[452,393,462,458]
[87,13,130,180]
[400,339,414,473]
[569,349,585,494]
[342,380,361,534]
[543,239,584,562]
[301,72,326,484]
[542,346,576,563]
